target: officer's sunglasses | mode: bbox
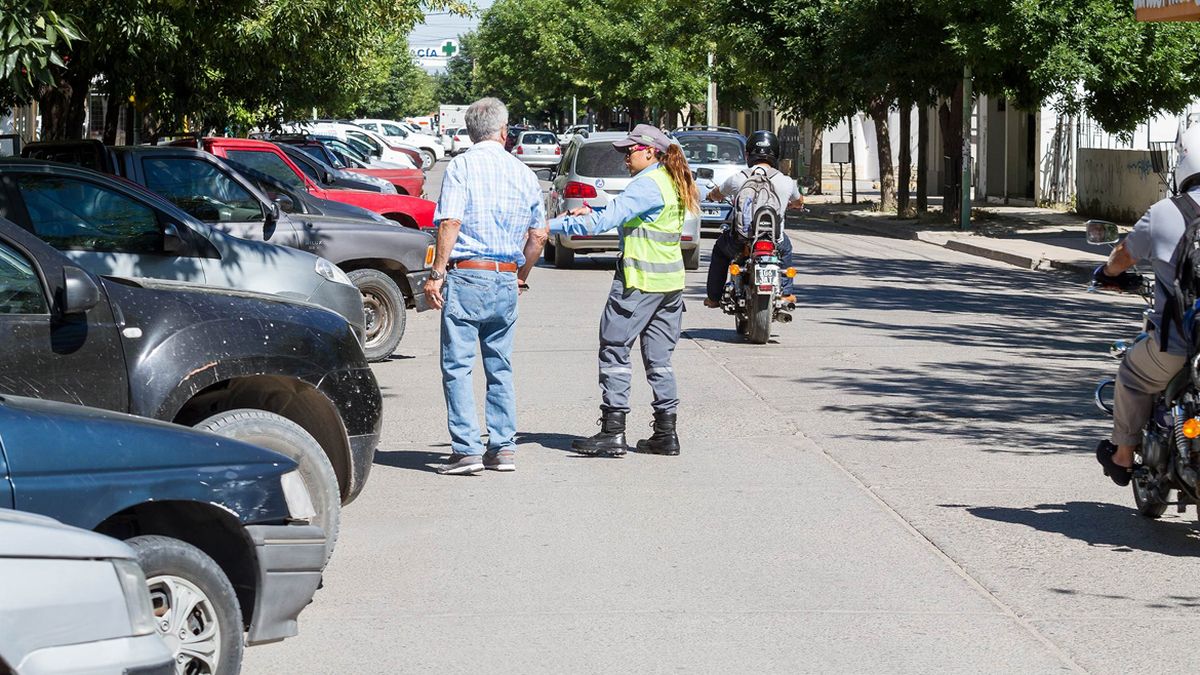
[621,144,653,156]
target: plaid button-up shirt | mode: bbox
[433,140,546,265]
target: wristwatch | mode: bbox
[429,269,445,281]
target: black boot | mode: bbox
[571,410,627,456]
[636,411,680,455]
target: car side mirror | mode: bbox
[61,266,100,315]
[696,168,714,180]
[274,195,295,214]
[1085,220,1120,246]
[322,170,335,184]
[163,223,186,254]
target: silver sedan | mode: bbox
[512,131,563,167]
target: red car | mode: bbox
[178,137,436,230]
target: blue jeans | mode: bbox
[440,269,519,456]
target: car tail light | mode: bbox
[517,146,524,154]
[753,240,775,255]
[564,181,597,199]
[681,235,693,242]
[555,146,562,155]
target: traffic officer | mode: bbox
[549,124,699,457]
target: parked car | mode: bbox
[670,126,748,232]
[278,136,425,197]
[450,127,474,155]
[179,137,436,229]
[505,125,530,152]
[512,130,562,167]
[0,509,173,675]
[0,217,382,556]
[353,118,445,169]
[0,395,326,673]
[22,140,432,360]
[0,154,367,337]
[542,132,701,270]
[224,159,436,360]
[558,124,592,146]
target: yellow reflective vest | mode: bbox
[621,167,686,292]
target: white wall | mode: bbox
[1076,148,1166,223]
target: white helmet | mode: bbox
[1176,124,1200,189]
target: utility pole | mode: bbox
[961,66,973,231]
[573,96,577,125]
[707,52,717,127]
[848,114,858,204]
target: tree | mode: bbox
[436,32,478,105]
[353,37,439,119]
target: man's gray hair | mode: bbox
[465,97,508,143]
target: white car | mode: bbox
[0,509,173,674]
[354,118,445,169]
[449,127,474,155]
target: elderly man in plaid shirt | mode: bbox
[424,97,549,476]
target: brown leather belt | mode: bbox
[449,259,518,273]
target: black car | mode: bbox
[0,216,383,555]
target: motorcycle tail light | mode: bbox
[1185,418,1200,439]
[753,240,775,255]
[728,264,741,276]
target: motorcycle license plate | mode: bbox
[754,265,779,291]
[702,208,720,217]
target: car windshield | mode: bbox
[522,133,556,146]
[574,144,628,178]
[678,135,745,165]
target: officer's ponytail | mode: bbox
[659,144,699,215]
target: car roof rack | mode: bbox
[671,126,744,135]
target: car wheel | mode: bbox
[684,246,700,271]
[554,244,574,269]
[544,240,556,264]
[128,535,243,675]
[195,409,340,565]
[419,149,435,170]
[348,268,407,361]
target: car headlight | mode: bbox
[379,181,398,195]
[112,559,158,637]
[281,470,317,521]
[315,258,353,286]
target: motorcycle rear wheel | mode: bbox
[1132,471,1170,519]
[747,294,771,344]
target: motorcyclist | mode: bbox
[1092,126,1200,485]
[702,130,804,309]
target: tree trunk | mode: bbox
[868,99,896,212]
[806,124,823,195]
[897,97,911,217]
[102,94,121,145]
[37,67,90,140]
[939,82,963,220]
[916,102,928,213]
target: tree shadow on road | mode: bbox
[955,501,1200,558]
[785,248,1140,453]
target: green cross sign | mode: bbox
[441,41,457,57]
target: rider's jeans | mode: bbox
[1112,334,1187,446]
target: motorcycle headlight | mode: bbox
[315,258,353,286]
[280,470,317,521]
[112,559,158,637]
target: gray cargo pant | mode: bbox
[1112,334,1187,446]
[598,279,684,413]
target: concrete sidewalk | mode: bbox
[799,202,1114,279]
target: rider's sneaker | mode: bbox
[779,294,796,304]
[703,298,720,308]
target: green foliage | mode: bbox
[0,0,81,105]
[471,0,706,121]
[436,32,477,105]
[352,36,440,119]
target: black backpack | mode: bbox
[1162,195,1200,351]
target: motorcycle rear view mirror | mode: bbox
[1085,220,1120,246]
[696,168,715,180]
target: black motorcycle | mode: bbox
[718,206,796,344]
[1088,220,1200,517]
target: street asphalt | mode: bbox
[243,160,1196,674]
